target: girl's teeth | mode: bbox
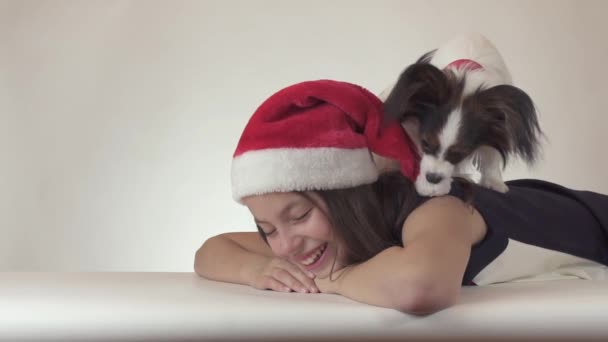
[302,244,326,266]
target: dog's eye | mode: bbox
[417,102,437,113]
[421,139,431,152]
[445,150,466,163]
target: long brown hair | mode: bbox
[314,171,420,264]
[254,171,473,265]
[254,171,418,262]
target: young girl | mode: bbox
[194,80,608,315]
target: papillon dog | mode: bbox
[380,34,543,196]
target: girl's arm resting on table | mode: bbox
[194,232,273,285]
[194,232,318,293]
[317,195,486,315]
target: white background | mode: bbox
[1,0,606,271]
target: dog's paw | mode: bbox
[479,177,509,193]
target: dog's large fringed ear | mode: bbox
[464,84,543,164]
[383,58,453,124]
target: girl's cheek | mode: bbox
[267,241,279,255]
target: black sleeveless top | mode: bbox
[419,179,608,285]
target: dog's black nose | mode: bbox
[426,172,444,184]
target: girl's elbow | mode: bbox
[393,282,458,315]
[193,237,217,278]
[193,245,206,277]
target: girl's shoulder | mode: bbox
[403,194,487,247]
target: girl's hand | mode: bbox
[247,257,319,294]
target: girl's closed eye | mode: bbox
[291,208,312,223]
[257,224,276,237]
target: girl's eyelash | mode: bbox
[256,208,312,238]
[256,224,275,237]
[292,209,312,222]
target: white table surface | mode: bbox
[1,272,607,341]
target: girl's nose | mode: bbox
[274,232,303,258]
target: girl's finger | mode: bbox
[281,262,320,293]
[272,269,310,293]
[263,276,291,293]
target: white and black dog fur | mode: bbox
[380,34,543,196]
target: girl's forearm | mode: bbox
[194,234,269,286]
[327,246,456,314]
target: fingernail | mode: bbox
[283,287,291,292]
[307,271,315,278]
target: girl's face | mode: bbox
[243,192,348,278]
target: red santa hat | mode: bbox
[231,79,420,202]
